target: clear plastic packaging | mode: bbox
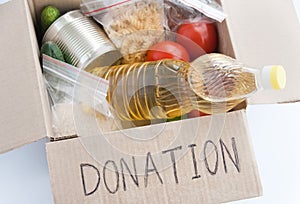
[87,53,286,121]
[164,0,226,31]
[42,52,286,133]
[42,55,111,137]
[164,0,203,31]
[80,0,165,64]
[88,60,192,121]
[177,0,227,22]
[190,53,286,112]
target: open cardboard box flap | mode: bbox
[0,0,298,151]
[0,0,52,154]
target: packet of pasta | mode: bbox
[80,0,165,64]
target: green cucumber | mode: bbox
[41,41,65,62]
[41,6,60,32]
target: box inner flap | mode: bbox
[222,0,300,104]
[0,0,49,153]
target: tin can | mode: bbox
[43,10,121,70]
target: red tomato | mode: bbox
[146,41,190,62]
[187,110,210,118]
[176,20,218,60]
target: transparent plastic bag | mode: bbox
[42,55,111,137]
[164,0,203,31]
[178,0,227,22]
[164,0,226,31]
[80,0,165,64]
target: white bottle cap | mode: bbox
[262,65,286,90]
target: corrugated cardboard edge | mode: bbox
[27,0,36,24]
[24,0,53,139]
[239,110,263,195]
[278,99,300,104]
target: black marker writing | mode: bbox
[120,157,139,191]
[144,152,163,187]
[80,163,100,196]
[162,146,182,184]
[103,160,119,194]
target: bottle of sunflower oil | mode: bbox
[189,53,286,114]
[87,53,286,120]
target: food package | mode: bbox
[81,0,165,64]
[42,54,111,137]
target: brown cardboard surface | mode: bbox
[221,0,300,104]
[46,110,262,204]
[0,0,51,153]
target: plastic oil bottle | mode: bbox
[87,53,286,121]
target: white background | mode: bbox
[1,1,300,204]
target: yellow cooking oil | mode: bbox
[189,53,257,114]
[87,53,286,120]
[88,60,193,121]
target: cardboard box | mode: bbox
[1,0,299,203]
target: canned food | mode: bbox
[43,10,122,70]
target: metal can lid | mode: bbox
[82,49,122,70]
